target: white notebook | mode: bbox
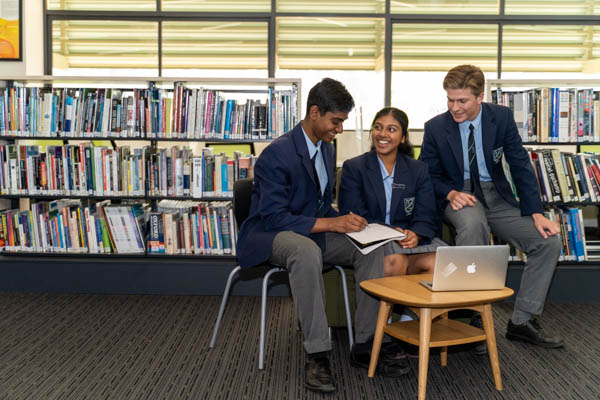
[345,223,406,255]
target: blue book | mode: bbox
[223,99,234,139]
[222,162,228,193]
[569,208,585,262]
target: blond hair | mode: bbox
[443,65,485,97]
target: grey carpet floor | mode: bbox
[0,293,598,400]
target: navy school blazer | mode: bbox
[236,123,339,269]
[338,150,437,244]
[419,102,543,217]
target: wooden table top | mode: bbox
[360,274,514,308]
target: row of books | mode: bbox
[147,147,255,198]
[0,84,298,140]
[0,199,145,254]
[149,200,236,255]
[492,88,600,143]
[0,199,237,255]
[0,143,255,198]
[526,148,600,204]
[490,207,587,262]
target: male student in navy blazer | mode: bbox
[420,64,564,349]
[237,78,407,394]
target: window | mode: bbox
[277,17,385,129]
[502,25,600,78]
[162,21,268,77]
[391,23,498,128]
[52,20,159,76]
[47,0,156,11]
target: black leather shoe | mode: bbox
[469,314,488,355]
[304,357,336,393]
[506,319,564,348]
[350,342,410,377]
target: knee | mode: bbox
[291,237,322,265]
[453,219,489,243]
[384,254,408,277]
[544,234,562,254]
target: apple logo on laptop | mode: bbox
[467,263,477,274]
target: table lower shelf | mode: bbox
[384,318,486,347]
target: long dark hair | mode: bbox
[370,107,414,158]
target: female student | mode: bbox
[338,107,444,276]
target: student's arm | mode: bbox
[310,213,367,234]
[255,150,317,235]
[406,163,437,243]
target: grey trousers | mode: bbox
[444,181,561,318]
[269,231,385,354]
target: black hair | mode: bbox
[370,107,414,158]
[305,78,355,117]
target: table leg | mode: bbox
[418,307,432,400]
[440,312,448,367]
[368,300,392,378]
[482,303,502,391]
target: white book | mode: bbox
[175,156,184,196]
[85,208,97,254]
[192,157,203,198]
[558,90,570,142]
[188,89,197,138]
[93,147,104,196]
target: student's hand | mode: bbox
[532,213,560,239]
[329,214,368,233]
[396,228,419,249]
[447,190,477,211]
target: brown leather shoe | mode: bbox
[506,319,564,348]
[350,342,410,377]
[304,357,336,393]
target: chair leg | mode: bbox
[333,265,354,350]
[210,265,241,349]
[259,267,284,370]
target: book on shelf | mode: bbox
[521,148,600,204]
[0,83,298,140]
[0,142,256,199]
[492,86,599,143]
[102,205,145,254]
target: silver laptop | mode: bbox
[420,245,510,291]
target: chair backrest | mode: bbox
[233,178,254,229]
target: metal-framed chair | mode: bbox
[209,178,354,370]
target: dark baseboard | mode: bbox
[0,257,598,301]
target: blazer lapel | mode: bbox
[481,103,497,172]
[366,151,387,218]
[292,124,319,187]
[322,142,334,196]
[445,112,464,176]
[390,155,408,219]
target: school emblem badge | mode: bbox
[404,197,415,215]
[492,147,503,164]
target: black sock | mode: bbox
[307,351,329,360]
[352,341,373,354]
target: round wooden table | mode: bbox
[360,274,514,400]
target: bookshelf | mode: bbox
[486,79,600,264]
[0,75,301,258]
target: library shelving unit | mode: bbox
[486,79,600,266]
[0,75,301,261]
